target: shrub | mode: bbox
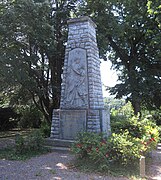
[0,107,18,130]
[111,115,159,152]
[71,132,142,167]
[40,121,51,138]
[15,134,25,154]
[110,101,134,123]
[17,105,42,128]
[108,132,142,164]
[110,102,160,146]
[71,123,159,169]
[72,102,160,171]
[26,130,44,151]
[15,130,44,154]
[71,132,103,158]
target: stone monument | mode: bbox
[50,16,110,141]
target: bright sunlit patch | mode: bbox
[43,166,52,170]
[56,163,67,170]
[52,177,62,180]
[60,155,68,158]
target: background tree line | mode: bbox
[0,0,160,129]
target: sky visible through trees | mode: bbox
[100,60,118,97]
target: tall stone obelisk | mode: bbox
[51,16,110,141]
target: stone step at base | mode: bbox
[44,138,75,148]
[44,145,70,153]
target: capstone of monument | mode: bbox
[50,16,110,141]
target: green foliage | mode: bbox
[15,129,44,154]
[149,108,161,126]
[71,132,103,158]
[78,0,161,113]
[0,146,49,161]
[15,134,25,153]
[0,129,49,160]
[0,0,78,123]
[108,131,142,165]
[104,97,125,110]
[72,103,159,171]
[110,101,134,122]
[147,0,161,28]
[0,0,54,123]
[0,107,18,131]
[17,105,42,128]
[71,132,141,169]
[111,102,160,145]
[72,126,159,171]
[0,92,9,108]
[40,120,51,137]
[26,130,44,151]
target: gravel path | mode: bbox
[0,151,129,180]
[0,138,128,180]
[0,138,161,180]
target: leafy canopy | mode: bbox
[77,0,161,113]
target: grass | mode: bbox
[0,128,51,161]
[49,169,56,175]
[0,128,34,138]
[0,147,51,161]
[35,171,43,177]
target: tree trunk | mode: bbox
[131,93,141,116]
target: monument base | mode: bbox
[45,138,74,148]
[50,109,110,140]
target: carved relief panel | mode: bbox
[64,48,88,108]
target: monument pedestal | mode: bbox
[51,108,110,140]
[51,109,86,140]
[50,16,111,143]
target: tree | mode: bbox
[77,0,161,114]
[147,0,161,27]
[104,97,125,110]
[0,0,77,124]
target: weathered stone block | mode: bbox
[60,110,86,140]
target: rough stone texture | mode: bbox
[51,110,60,139]
[60,16,104,110]
[59,110,86,140]
[140,156,145,178]
[62,48,88,109]
[51,16,110,140]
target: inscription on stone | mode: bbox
[64,48,88,108]
[60,110,86,140]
